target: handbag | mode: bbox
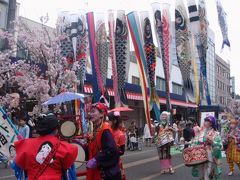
[33,140,60,180]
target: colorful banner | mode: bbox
[0,107,18,159]
[127,12,152,135]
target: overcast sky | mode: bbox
[17,0,240,94]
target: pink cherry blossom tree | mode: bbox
[0,17,79,117]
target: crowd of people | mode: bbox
[1,104,240,179]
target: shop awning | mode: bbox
[84,85,197,108]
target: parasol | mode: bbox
[108,107,133,113]
[42,92,84,105]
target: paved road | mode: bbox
[0,146,240,179]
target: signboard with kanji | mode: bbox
[0,108,18,158]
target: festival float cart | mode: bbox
[42,92,92,177]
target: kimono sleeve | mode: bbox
[212,133,222,159]
[60,142,78,170]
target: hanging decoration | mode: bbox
[108,10,121,107]
[95,13,109,96]
[175,0,195,103]
[140,11,161,122]
[127,11,152,134]
[115,10,130,106]
[57,12,88,93]
[187,0,200,105]
[86,12,102,102]
[215,0,230,50]
[198,0,211,105]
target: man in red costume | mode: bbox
[14,112,78,179]
[87,103,121,180]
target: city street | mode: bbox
[1,146,240,180]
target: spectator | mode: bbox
[18,118,30,139]
[193,122,201,137]
[144,123,152,147]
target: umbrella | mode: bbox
[108,107,134,113]
[42,92,84,105]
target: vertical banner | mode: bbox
[76,12,88,93]
[175,0,195,103]
[139,11,161,122]
[162,3,172,112]
[108,10,121,107]
[187,0,201,105]
[127,12,152,134]
[0,107,18,159]
[152,3,172,114]
[198,0,211,105]
[95,12,109,96]
[115,10,130,106]
[86,12,101,102]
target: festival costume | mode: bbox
[87,122,121,180]
[155,112,174,173]
[157,122,173,172]
[225,127,240,173]
[15,134,78,180]
[191,128,222,180]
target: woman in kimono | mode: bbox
[156,111,175,174]
[224,119,240,176]
[191,115,222,180]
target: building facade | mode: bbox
[215,55,231,107]
[230,76,236,99]
[0,0,17,30]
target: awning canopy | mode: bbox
[84,85,197,108]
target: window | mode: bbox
[156,77,166,91]
[0,3,8,29]
[132,76,140,85]
[130,52,137,63]
[172,83,183,95]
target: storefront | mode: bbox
[83,74,197,129]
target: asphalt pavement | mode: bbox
[0,146,240,180]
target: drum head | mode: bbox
[71,143,86,168]
[59,120,78,139]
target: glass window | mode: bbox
[156,77,166,91]
[132,76,140,85]
[0,3,8,29]
[172,82,183,95]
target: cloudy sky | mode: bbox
[17,0,240,93]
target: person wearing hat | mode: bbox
[224,119,240,176]
[86,103,121,180]
[191,115,222,180]
[108,111,126,180]
[13,112,78,179]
